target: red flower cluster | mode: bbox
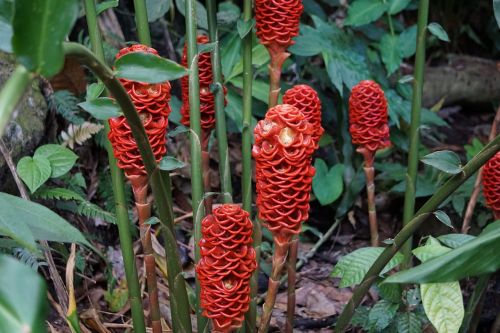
[253,104,315,245]
[348,80,390,152]
[482,152,500,219]
[196,204,256,332]
[255,0,303,50]
[108,45,171,176]
[283,84,324,145]
[180,35,226,132]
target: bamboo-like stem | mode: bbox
[206,0,233,203]
[258,240,289,333]
[267,45,289,108]
[202,148,213,214]
[63,42,192,333]
[357,147,379,246]
[285,237,298,333]
[132,0,152,46]
[129,175,161,333]
[459,275,490,333]
[0,65,33,137]
[334,134,500,332]
[184,0,207,328]
[401,0,429,267]
[82,2,147,331]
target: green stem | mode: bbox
[460,274,490,333]
[334,134,500,332]
[184,0,206,330]
[62,42,192,333]
[132,0,152,46]
[0,65,33,137]
[401,0,429,268]
[206,0,233,203]
[82,1,147,331]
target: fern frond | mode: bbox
[49,90,85,124]
[77,201,117,224]
[35,187,85,201]
[61,122,104,149]
[12,248,47,270]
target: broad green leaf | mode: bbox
[433,210,453,228]
[289,24,325,56]
[159,156,186,171]
[396,312,422,333]
[303,0,327,20]
[217,1,240,26]
[85,82,105,101]
[421,150,462,174]
[237,19,254,39]
[0,255,48,333]
[146,0,170,22]
[380,34,401,75]
[115,52,188,83]
[228,43,269,81]
[377,283,402,303]
[16,156,51,193]
[368,300,398,331]
[331,247,404,288]
[412,243,451,263]
[34,144,78,178]
[494,0,500,29]
[312,159,344,205]
[421,283,463,333]
[428,22,450,42]
[230,76,269,103]
[96,0,118,15]
[12,0,78,77]
[0,0,13,53]
[399,25,417,58]
[0,192,93,248]
[78,97,122,120]
[344,0,388,27]
[175,0,208,30]
[388,0,411,14]
[221,32,241,78]
[437,234,475,249]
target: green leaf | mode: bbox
[421,150,462,174]
[396,312,422,333]
[146,0,170,22]
[421,282,464,333]
[412,242,451,263]
[85,82,105,101]
[344,0,388,27]
[115,52,188,83]
[34,144,78,178]
[145,217,161,225]
[428,22,450,42]
[0,255,48,333]
[399,25,417,58]
[433,210,453,228]
[217,1,240,26]
[331,247,404,288]
[16,156,51,193]
[437,234,475,249]
[494,0,500,29]
[221,33,241,79]
[228,43,269,81]
[78,97,122,120]
[96,0,118,15]
[174,0,208,30]
[312,159,344,205]
[12,0,78,77]
[230,76,269,103]
[236,19,254,39]
[159,156,186,171]
[289,24,325,56]
[0,0,13,53]
[388,0,411,14]
[380,34,402,75]
[368,300,398,331]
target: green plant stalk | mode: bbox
[459,274,490,333]
[132,0,152,46]
[82,1,147,331]
[206,0,233,203]
[401,0,429,267]
[285,237,298,333]
[62,42,193,333]
[0,65,33,137]
[184,0,206,329]
[334,134,500,333]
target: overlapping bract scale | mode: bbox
[108,45,171,176]
[482,152,500,219]
[253,104,315,244]
[255,0,303,49]
[180,35,227,131]
[348,80,390,152]
[196,204,256,333]
[283,84,324,145]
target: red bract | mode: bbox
[196,204,256,333]
[482,152,500,220]
[255,0,303,51]
[108,45,171,176]
[253,104,315,245]
[348,80,390,152]
[283,84,323,145]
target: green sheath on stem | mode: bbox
[334,134,500,332]
[132,0,152,46]
[401,0,429,267]
[63,42,192,333]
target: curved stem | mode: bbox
[334,134,500,332]
[132,0,152,46]
[267,45,289,108]
[358,148,379,246]
[63,42,192,333]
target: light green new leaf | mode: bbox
[388,0,411,14]
[421,150,462,174]
[78,98,122,120]
[34,144,78,178]
[159,156,186,171]
[115,52,188,83]
[428,22,450,42]
[421,283,463,333]
[16,156,51,193]
[380,34,402,75]
[344,0,388,27]
[312,159,344,205]
[230,76,269,103]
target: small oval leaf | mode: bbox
[78,97,123,120]
[421,150,462,174]
[16,156,51,193]
[115,52,188,83]
[159,156,186,171]
[428,22,450,42]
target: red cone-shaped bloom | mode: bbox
[108,45,171,176]
[283,84,323,145]
[255,0,303,50]
[348,80,390,152]
[482,152,500,220]
[253,104,315,244]
[196,204,256,333]
[180,35,227,132]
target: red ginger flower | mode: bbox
[108,45,172,176]
[283,84,324,145]
[482,152,500,220]
[252,104,315,245]
[196,204,257,333]
[349,80,390,153]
